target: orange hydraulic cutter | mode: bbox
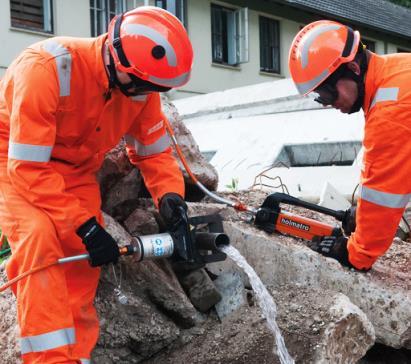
[254,193,346,240]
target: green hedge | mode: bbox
[389,0,411,8]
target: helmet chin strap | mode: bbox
[107,52,171,97]
[348,50,369,114]
[348,77,364,114]
[107,53,142,97]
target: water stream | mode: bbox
[220,245,295,364]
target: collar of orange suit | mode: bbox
[363,53,380,116]
[94,34,110,93]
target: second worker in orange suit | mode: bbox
[289,20,411,271]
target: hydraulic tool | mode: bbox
[0,209,229,293]
[165,119,350,242]
[254,192,347,240]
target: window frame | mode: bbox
[155,0,186,26]
[10,0,54,34]
[90,0,126,37]
[211,3,248,67]
[259,15,280,74]
[361,38,376,53]
[211,3,234,65]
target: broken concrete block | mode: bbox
[146,284,375,364]
[123,208,159,236]
[214,271,246,320]
[224,221,411,349]
[315,293,375,363]
[177,268,222,313]
[101,169,142,222]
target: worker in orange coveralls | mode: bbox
[288,20,411,271]
[0,6,192,363]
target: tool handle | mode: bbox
[264,193,346,221]
[57,245,135,265]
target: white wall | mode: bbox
[0,0,90,77]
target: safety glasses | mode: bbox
[314,83,339,106]
[313,64,349,106]
[127,73,171,94]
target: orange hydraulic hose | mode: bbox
[0,247,132,293]
[0,261,57,293]
[164,118,256,214]
[1,119,254,293]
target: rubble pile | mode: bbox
[0,98,409,364]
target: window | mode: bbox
[211,4,248,66]
[90,0,126,37]
[155,0,186,25]
[362,38,375,52]
[259,16,280,74]
[10,0,53,33]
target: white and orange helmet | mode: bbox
[108,6,193,88]
[288,20,361,95]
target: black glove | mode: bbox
[76,217,120,267]
[310,235,354,268]
[342,206,356,235]
[159,193,188,228]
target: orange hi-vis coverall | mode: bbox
[347,52,411,270]
[0,35,184,363]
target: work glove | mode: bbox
[342,206,356,235]
[310,235,354,269]
[159,193,188,229]
[76,217,120,267]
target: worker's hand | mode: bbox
[342,206,356,235]
[159,193,187,228]
[76,217,120,267]
[311,235,354,269]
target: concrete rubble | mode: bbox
[1,198,408,363]
[0,97,410,363]
[218,205,411,350]
[225,220,410,347]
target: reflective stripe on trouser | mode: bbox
[0,175,101,363]
[20,327,75,354]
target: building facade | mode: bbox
[1,0,411,98]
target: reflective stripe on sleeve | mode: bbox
[20,327,75,354]
[360,185,410,209]
[369,87,399,111]
[80,359,91,364]
[125,133,171,157]
[131,94,148,102]
[8,142,52,162]
[42,40,72,97]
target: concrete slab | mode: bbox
[223,221,411,349]
[214,271,246,320]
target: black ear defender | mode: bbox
[152,45,166,59]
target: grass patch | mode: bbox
[0,232,10,263]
